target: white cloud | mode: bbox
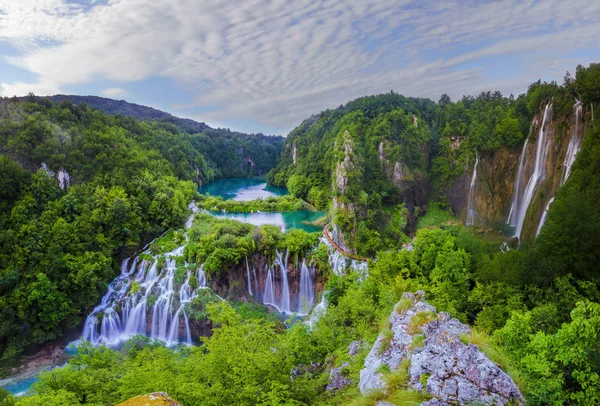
[0,0,598,132]
[0,78,60,97]
[101,87,129,98]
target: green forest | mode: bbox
[1,64,600,406]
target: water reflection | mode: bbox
[200,178,287,201]
[209,210,324,233]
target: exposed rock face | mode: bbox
[446,104,591,242]
[292,142,298,165]
[327,362,351,392]
[359,291,524,405]
[335,130,357,196]
[117,392,181,406]
[377,140,428,234]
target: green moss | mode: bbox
[409,334,425,350]
[460,327,527,393]
[407,311,436,334]
[377,325,395,355]
[383,359,411,393]
[395,297,413,314]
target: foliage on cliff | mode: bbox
[185,213,321,275]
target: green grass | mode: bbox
[349,389,387,406]
[375,363,391,375]
[383,359,411,392]
[407,311,436,334]
[386,389,431,405]
[395,297,414,314]
[460,327,527,393]
[417,200,455,230]
[409,334,425,350]
[377,326,395,355]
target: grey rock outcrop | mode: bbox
[327,362,351,392]
[359,291,524,405]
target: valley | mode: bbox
[1,64,599,405]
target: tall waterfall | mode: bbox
[535,197,554,237]
[507,138,529,226]
[246,250,316,316]
[466,154,479,226]
[562,100,583,185]
[507,103,553,239]
[299,260,315,315]
[81,247,207,347]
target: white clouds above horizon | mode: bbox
[0,0,599,133]
[101,87,129,98]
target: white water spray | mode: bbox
[535,197,554,237]
[466,154,479,226]
[562,100,583,185]
[507,103,553,239]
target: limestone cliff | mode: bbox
[447,101,591,241]
[359,291,524,405]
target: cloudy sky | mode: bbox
[0,0,598,134]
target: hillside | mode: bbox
[44,95,210,134]
[9,94,286,179]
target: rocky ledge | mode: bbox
[359,291,524,405]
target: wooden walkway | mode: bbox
[323,224,368,262]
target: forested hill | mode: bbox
[44,95,210,134]
[19,94,286,179]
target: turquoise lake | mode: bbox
[200,178,325,233]
[200,177,287,201]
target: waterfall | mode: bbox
[466,154,479,226]
[247,249,317,315]
[507,103,553,239]
[507,138,529,226]
[535,197,554,237]
[277,250,291,313]
[321,236,368,278]
[81,243,208,347]
[263,268,275,305]
[299,260,315,315]
[562,100,583,185]
[245,257,253,296]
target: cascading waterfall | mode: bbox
[246,249,316,316]
[81,246,207,347]
[81,207,207,347]
[507,103,553,239]
[299,260,315,315]
[321,236,368,278]
[535,197,554,237]
[466,154,479,226]
[562,100,583,185]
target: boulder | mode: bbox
[359,291,524,405]
[117,392,181,406]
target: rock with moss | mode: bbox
[359,291,524,405]
[117,392,181,406]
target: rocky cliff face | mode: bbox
[447,102,591,241]
[379,140,429,233]
[207,254,325,315]
[359,291,524,405]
